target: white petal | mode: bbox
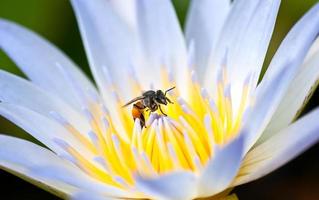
[204,0,280,110]
[243,3,319,153]
[70,0,139,140]
[305,37,319,61]
[70,0,140,100]
[35,165,137,198]
[0,135,129,198]
[0,103,93,159]
[185,0,231,78]
[260,3,319,85]
[233,108,319,186]
[108,0,137,29]
[136,0,189,97]
[71,191,116,200]
[0,19,98,111]
[0,70,91,135]
[0,135,76,197]
[197,134,245,198]
[257,46,319,144]
[135,172,197,200]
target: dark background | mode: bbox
[0,0,318,199]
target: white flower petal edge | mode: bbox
[70,0,140,101]
[258,45,319,144]
[205,0,280,110]
[0,19,98,112]
[135,172,197,200]
[185,0,231,79]
[0,70,91,135]
[0,135,131,198]
[306,37,319,60]
[197,134,245,197]
[70,0,142,139]
[233,107,319,186]
[0,103,94,160]
[71,191,116,200]
[71,0,189,99]
[136,0,188,97]
[243,3,319,153]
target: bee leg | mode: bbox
[134,116,146,128]
[140,114,146,128]
[166,97,174,104]
[159,105,167,116]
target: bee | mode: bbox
[122,87,176,127]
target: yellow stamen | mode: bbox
[58,67,250,189]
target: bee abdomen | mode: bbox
[132,102,146,127]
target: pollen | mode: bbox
[52,65,251,190]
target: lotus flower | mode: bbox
[0,0,319,199]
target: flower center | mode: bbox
[52,66,251,190]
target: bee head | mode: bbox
[155,90,168,105]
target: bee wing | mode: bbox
[122,96,145,107]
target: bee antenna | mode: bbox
[165,86,176,96]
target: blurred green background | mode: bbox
[0,0,318,199]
